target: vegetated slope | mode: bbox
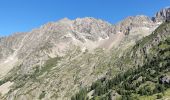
[71,22,170,100]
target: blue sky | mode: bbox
[0,0,170,36]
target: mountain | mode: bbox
[0,7,169,100]
[72,20,170,100]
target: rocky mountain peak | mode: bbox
[154,7,170,22]
[117,15,153,27]
[72,17,113,40]
[114,15,155,36]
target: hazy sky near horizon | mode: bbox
[0,0,170,36]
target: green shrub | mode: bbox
[156,93,163,99]
[39,91,46,99]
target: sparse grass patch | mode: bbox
[39,91,46,99]
[39,57,61,76]
[0,80,6,86]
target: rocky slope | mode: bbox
[73,21,170,100]
[0,7,169,100]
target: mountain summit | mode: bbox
[154,7,170,22]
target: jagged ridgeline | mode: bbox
[71,22,170,100]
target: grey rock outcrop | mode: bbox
[160,75,170,84]
[154,7,170,22]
